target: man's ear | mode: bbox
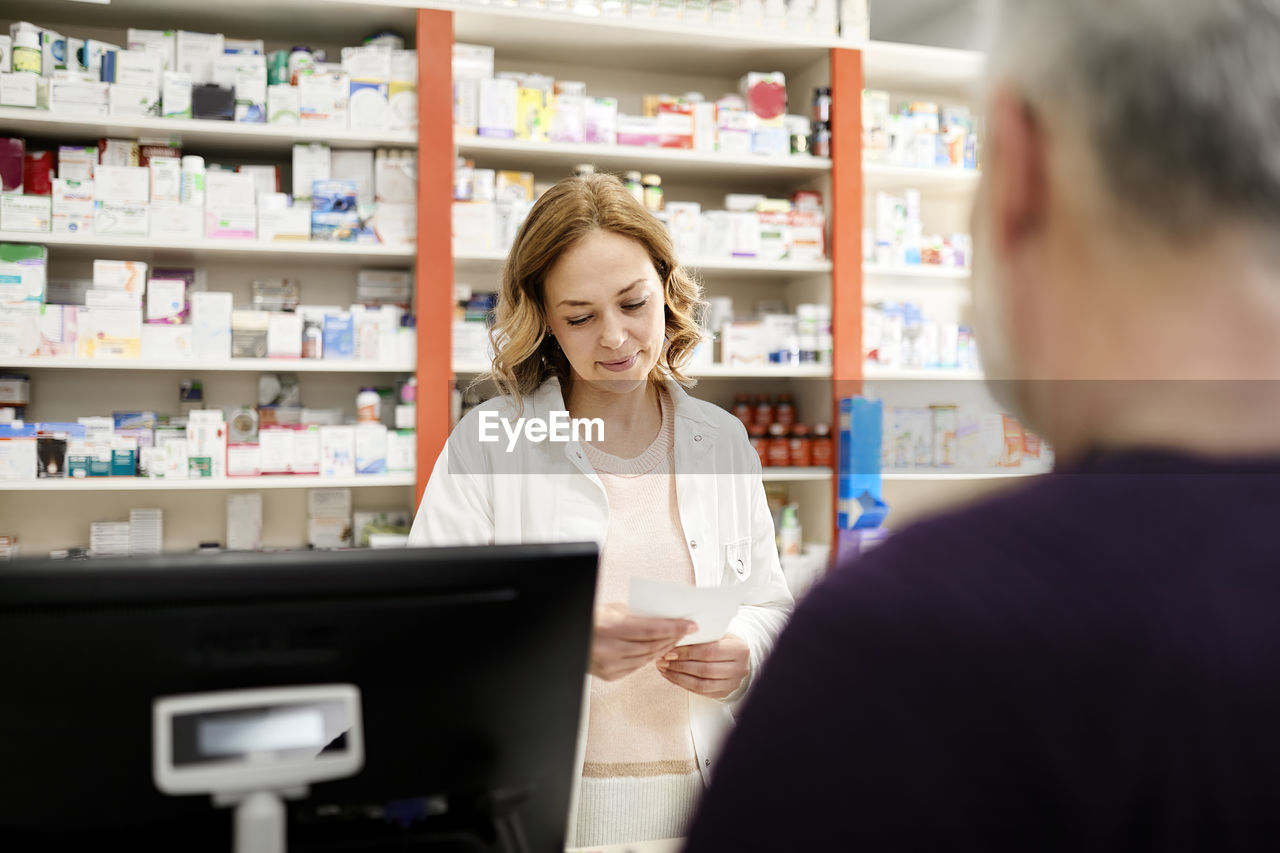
[987,88,1048,257]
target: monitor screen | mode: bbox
[0,542,598,853]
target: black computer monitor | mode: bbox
[0,542,599,853]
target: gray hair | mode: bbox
[986,0,1280,236]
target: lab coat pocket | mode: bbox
[723,537,753,585]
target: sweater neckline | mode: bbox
[583,389,675,477]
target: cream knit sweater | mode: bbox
[575,390,703,847]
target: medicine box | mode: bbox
[311,180,360,241]
[319,425,356,477]
[50,179,93,234]
[149,204,203,240]
[175,30,224,84]
[355,423,388,474]
[268,84,300,124]
[292,143,330,201]
[0,73,45,109]
[93,259,147,300]
[58,145,97,181]
[0,195,51,233]
[93,202,149,236]
[76,306,142,359]
[140,324,193,360]
[191,290,232,360]
[161,71,192,118]
[299,72,349,127]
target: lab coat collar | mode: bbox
[528,375,721,475]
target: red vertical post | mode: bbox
[416,9,455,506]
[830,47,865,541]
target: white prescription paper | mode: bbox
[629,578,746,647]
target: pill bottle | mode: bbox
[357,387,381,423]
[181,156,206,206]
[13,31,41,75]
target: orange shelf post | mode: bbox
[830,46,865,540]
[416,9,456,505]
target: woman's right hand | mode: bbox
[590,603,697,682]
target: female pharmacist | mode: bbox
[408,173,793,847]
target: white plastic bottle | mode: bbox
[12,30,41,75]
[357,387,381,424]
[180,155,206,206]
[778,503,803,557]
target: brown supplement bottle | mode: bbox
[775,392,796,428]
[811,423,834,467]
[754,393,774,428]
[788,423,813,467]
[766,423,791,467]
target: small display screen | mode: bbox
[199,708,325,757]
[172,700,351,768]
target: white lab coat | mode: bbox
[407,376,794,846]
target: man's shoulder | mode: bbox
[810,476,1082,634]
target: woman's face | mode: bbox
[542,229,667,396]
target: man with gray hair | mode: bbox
[683,0,1280,848]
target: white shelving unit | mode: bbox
[0,474,416,492]
[0,108,416,154]
[3,357,416,373]
[762,467,834,483]
[0,231,414,263]
[864,264,971,281]
[456,250,831,278]
[862,163,981,195]
[456,135,832,180]
[863,366,984,381]
[0,0,422,556]
[856,42,1050,532]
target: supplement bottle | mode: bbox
[775,392,796,427]
[623,171,644,204]
[642,174,664,212]
[766,423,791,467]
[13,31,40,75]
[181,156,206,206]
[811,423,833,467]
[357,387,381,423]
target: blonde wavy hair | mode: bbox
[485,173,707,405]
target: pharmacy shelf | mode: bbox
[856,41,985,96]
[692,364,832,379]
[1,357,416,373]
[427,1,844,76]
[882,470,1046,482]
[456,135,832,181]
[455,250,832,278]
[451,361,832,379]
[762,467,833,483]
[0,231,414,263]
[862,163,981,195]
[862,366,985,381]
[0,0,419,62]
[864,264,971,281]
[0,108,417,154]
[0,473,416,492]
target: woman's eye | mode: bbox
[623,300,648,311]
[567,316,591,327]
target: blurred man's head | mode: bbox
[973,0,1280,458]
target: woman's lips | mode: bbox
[599,353,639,372]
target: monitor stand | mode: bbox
[215,787,306,853]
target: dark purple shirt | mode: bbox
[684,449,1280,851]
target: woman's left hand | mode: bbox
[656,634,750,700]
